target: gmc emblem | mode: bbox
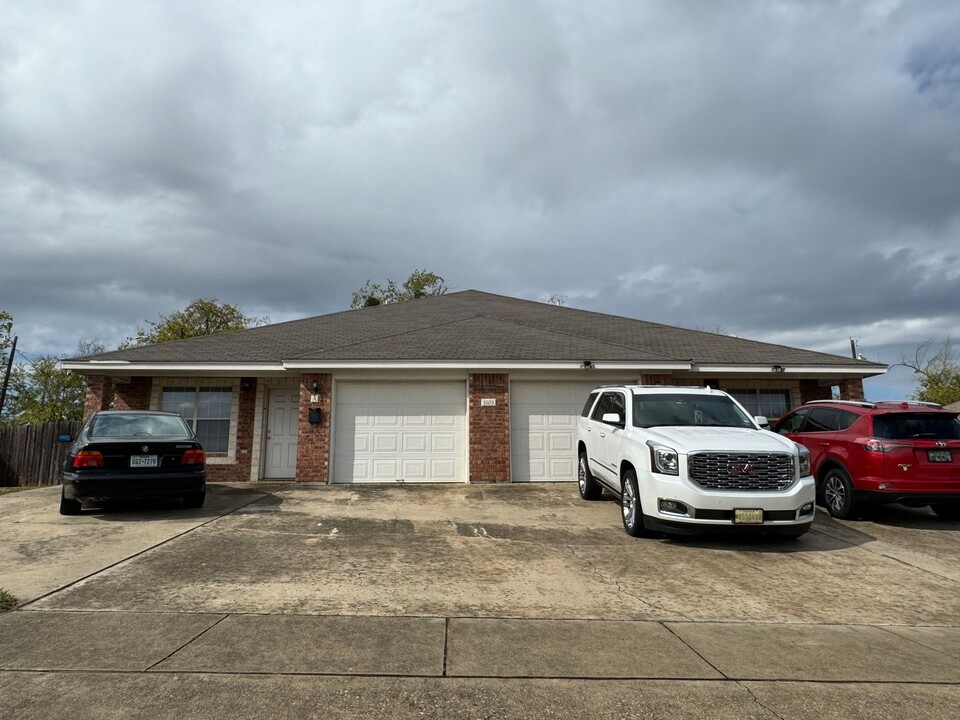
[729,464,755,475]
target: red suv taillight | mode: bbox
[181,448,205,465]
[855,438,888,453]
[73,450,105,468]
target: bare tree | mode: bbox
[897,336,960,406]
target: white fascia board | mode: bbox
[694,364,888,376]
[61,361,286,373]
[282,360,693,371]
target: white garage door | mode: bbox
[334,382,467,483]
[511,382,609,483]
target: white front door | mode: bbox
[334,382,467,483]
[264,388,299,479]
[511,381,615,482]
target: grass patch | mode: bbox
[0,587,17,612]
[0,486,33,496]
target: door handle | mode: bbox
[586,427,591,432]
[819,442,829,447]
[599,431,606,438]
[267,432,272,440]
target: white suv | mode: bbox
[577,385,815,538]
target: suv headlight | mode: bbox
[647,442,679,476]
[797,445,811,477]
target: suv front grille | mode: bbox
[688,453,795,491]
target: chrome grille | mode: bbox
[688,453,795,491]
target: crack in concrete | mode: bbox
[737,681,787,720]
[566,545,691,620]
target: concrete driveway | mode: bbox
[1,482,958,719]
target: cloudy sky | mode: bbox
[1,0,957,399]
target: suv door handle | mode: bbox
[599,431,606,438]
[819,442,829,447]
[586,427,591,432]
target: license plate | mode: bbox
[130,455,158,468]
[734,508,764,524]
[928,450,952,463]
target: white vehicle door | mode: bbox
[588,391,627,485]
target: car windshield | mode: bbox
[632,394,755,429]
[873,413,960,440]
[88,414,192,438]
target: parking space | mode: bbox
[1,482,958,718]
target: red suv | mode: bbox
[774,400,960,520]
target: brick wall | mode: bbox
[83,375,112,419]
[113,377,152,410]
[469,373,510,483]
[839,378,865,402]
[799,380,833,405]
[295,373,332,483]
[640,373,673,385]
[207,378,257,483]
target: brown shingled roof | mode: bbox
[69,290,885,370]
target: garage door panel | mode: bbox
[511,381,622,483]
[335,382,466,484]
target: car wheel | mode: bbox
[182,490,206,509]
[578,452,603,501]
[822,467,857,519]
[59,488,82,516]
[931,503,960,522]
[620,469,651,537]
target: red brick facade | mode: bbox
[799,380,833,404]
[640,373,673,385]
[113,377,152,410]
[83,375,112,419]
[207,378,258,483]
[839,378,865,402]
[295,373,332,483]
[468,373,510,483]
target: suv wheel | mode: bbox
[931,503,960,522]
[621,469,651,537]
[578,452,603,501]
[823,467,857,519]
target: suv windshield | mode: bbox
[632,394,755,429]
[873,413,960,440]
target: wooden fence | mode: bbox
[0,420,81,487]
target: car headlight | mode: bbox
[647,442,679,476]
[797,445,811,477]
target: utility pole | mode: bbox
[0,335,17,416]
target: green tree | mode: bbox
[4,356,86,424]
[350,270,448,309]
[2,340,107,425]
[121,298,268,348]
[899,336,960,407]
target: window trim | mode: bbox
[150,378,240,464]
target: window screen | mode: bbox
[162,386,232,452]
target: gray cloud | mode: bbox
[1,0,958,400]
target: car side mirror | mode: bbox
[601,412,622,425]
[754,416,770,430]
[58,434,73,443]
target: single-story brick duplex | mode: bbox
[63,291,887,484]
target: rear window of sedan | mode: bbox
[88,414,193,438]
[873,413,960,440]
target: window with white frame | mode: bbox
[161,386,232,452]
[728,389,791,420]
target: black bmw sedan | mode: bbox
[59,410,206,515]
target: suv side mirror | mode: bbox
[58,434,73,443]
[754,416,770,430]
[602,412,622,426]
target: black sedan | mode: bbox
[59,410,206,515]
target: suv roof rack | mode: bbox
[806,399,877,409]
[874,400,944,409]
